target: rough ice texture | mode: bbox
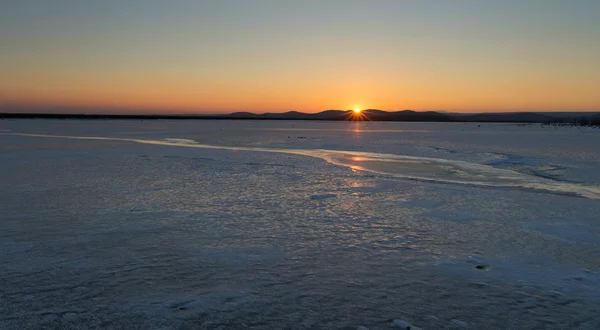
[1,120,600,329]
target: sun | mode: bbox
[347,107,369,121]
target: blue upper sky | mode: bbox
[2,0,599,113]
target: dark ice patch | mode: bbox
[310,194,337,200]
[421,210,483,223]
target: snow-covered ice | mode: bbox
[1,119,599,329]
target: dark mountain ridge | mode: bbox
[2,109,599,124]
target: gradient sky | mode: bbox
[1,0,599,114]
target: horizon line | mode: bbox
[1,107,599,116]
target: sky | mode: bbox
[1,0,599,114]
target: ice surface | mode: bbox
[6,131,600,199]
[1,120,600,329]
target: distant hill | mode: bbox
[222,109,453,122]
[221,109,562,122]
[545,112,600,126]
[368,110,453,122]
[1,110,599,124]
[228,111,257,118]
[455,112,555,123]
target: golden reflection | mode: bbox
[342,178,369,189]
[350,165,366,172]
[351,121,363,134]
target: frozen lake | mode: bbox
[1,119,600,329]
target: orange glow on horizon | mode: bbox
[2,75,599,114]
[2,64,599,114]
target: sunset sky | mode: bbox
[1,0,599,114]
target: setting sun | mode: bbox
[354,108,362,114]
